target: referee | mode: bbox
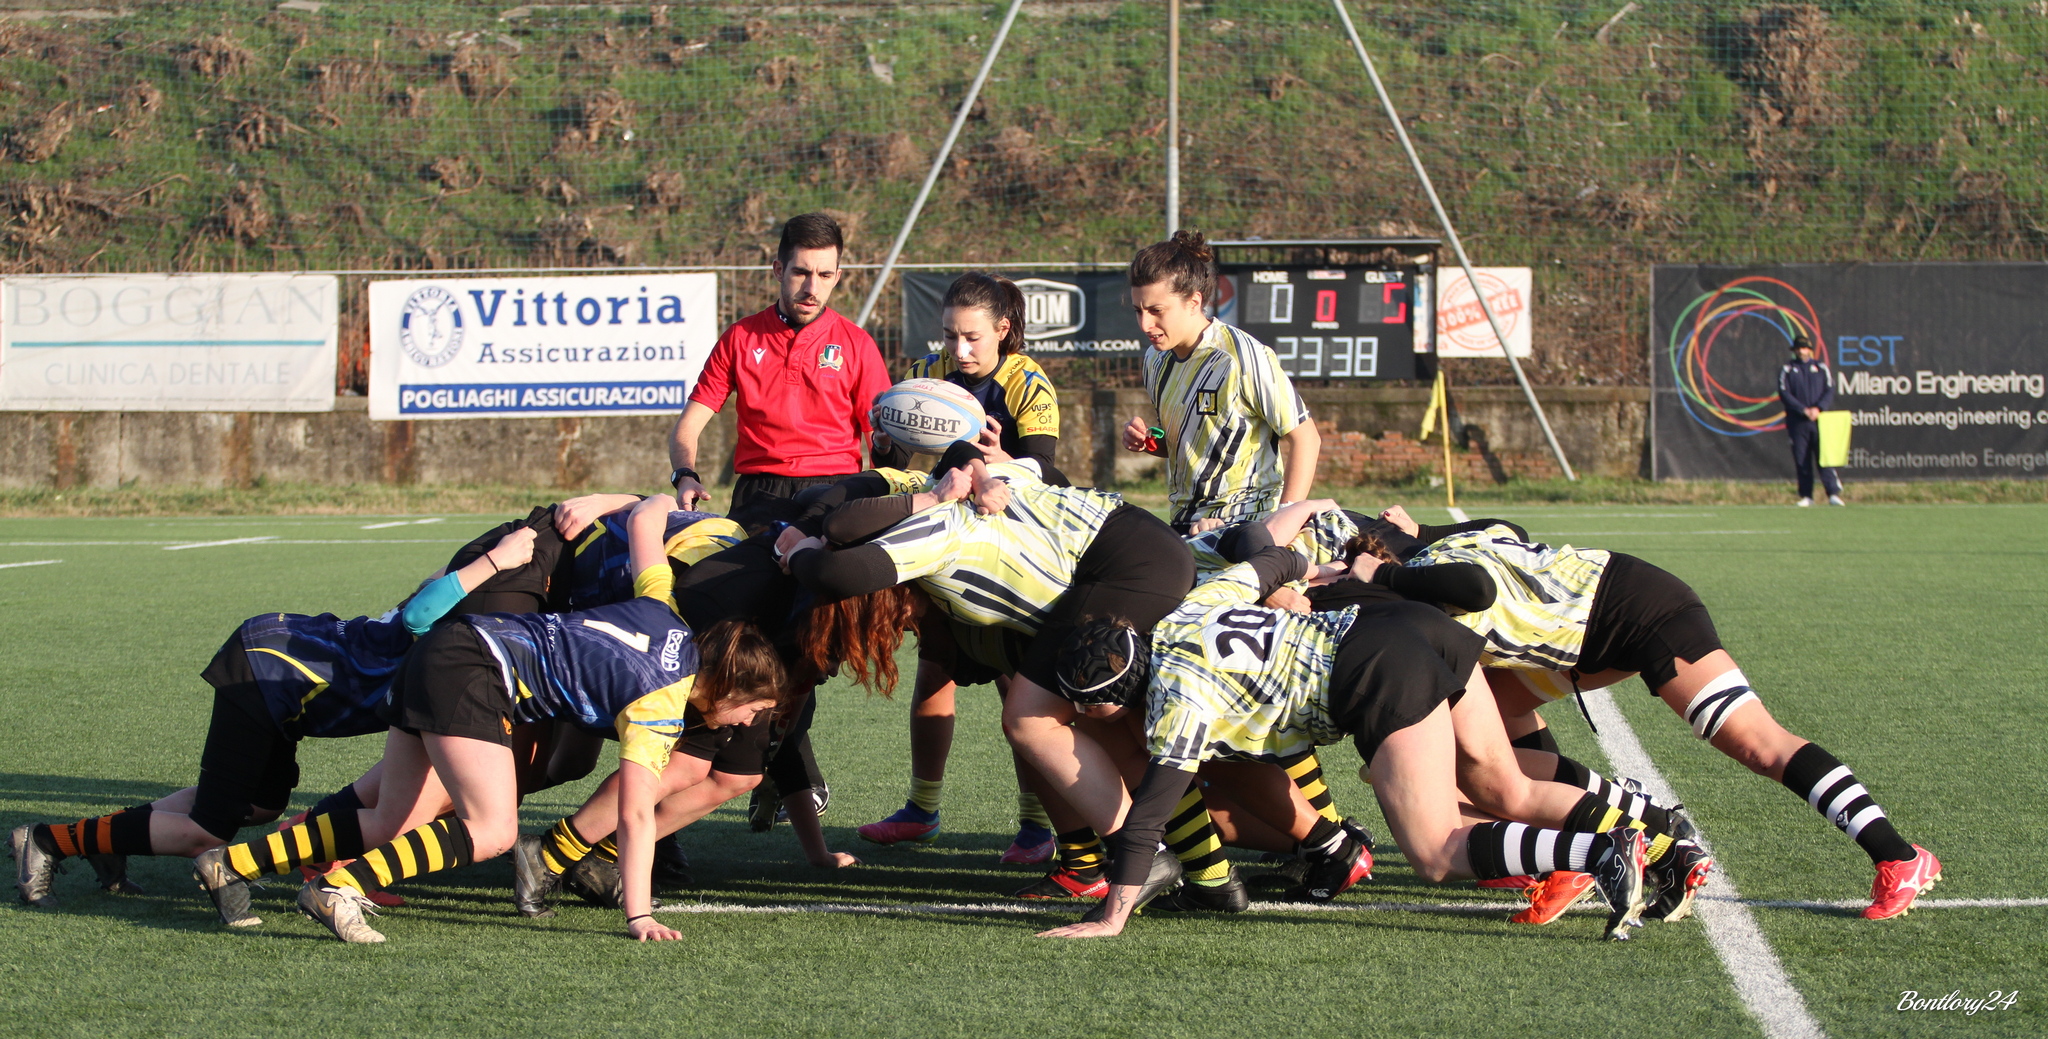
[668,213,892,516]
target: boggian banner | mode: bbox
[1435,267,1532,359]
[0,274,337,411]
[368,272,716,419]
[900,272,1144,358]
[1652,264,2048,481]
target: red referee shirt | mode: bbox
[689,305,892,477]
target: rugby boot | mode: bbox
[1864,845,1941,920]
[998,822,1055,865]
[1588,826,1649,940]
[1340,817,1378,852]
[1013,866,1108,900]
[11,825,61,907]
[1083,851,1183,922]
[297,882,386,944]
[1510,871,1596,925]
[88,854,145,895]
[511,834,559,918]
[1288,833,1373,902]
[1477,874,1540,890]
[857,803,940,846]
[192,847,261,927]
[1642,840,1713,924]
[1147,864,1251,913]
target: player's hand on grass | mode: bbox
[1378,505,1419,536]
[553,493,638,539]
[1035,918,1125,939]
[627,916,684,942]
[484,526,537,571]
[811,851,861,868]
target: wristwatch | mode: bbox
[669,466,700,490]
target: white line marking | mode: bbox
[0,559,62,570]
[162,536,278,551]
[1582,689,1825,1039]
[1446,506,1471,522]
[650,896,2045,919]
[359,518,446,529]
[1529,530,1790,536]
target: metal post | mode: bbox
[1328,0,1577,480]
[1166,0,1181,237]
[854,0,1027,328]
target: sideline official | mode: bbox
[667,213,891,515]
[1780,335,1843,507]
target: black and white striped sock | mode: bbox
[1779,742,1914,864]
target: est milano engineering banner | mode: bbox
[1,274,337,411]
[369,272,716,419]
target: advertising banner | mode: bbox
[1652,264,2048,480]
[1434,267,1532,359]
[368,272,716,420]
[0,274,336,411]
[900,272,1145,358]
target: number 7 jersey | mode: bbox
[1145,561,1358,771]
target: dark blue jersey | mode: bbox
[233,611,416,739]
[561,509,739,611]
[1779,358,1835,418]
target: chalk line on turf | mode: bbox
[649,896,2040,918]
[1582,689,1825,1039]
[163,536,279,551]
[1446,507,1471,523]
[0,559,62,569]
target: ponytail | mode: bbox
[941,272,1027,356]
[1128,229,1216,304]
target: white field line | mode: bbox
[162,535,278,551]
[0,559,62,570]
[1446,507,1471,523]
[1531,530,1791,536]
[1582,689,1825,1039]
[360,517,446,529]
[651,896,2044,919]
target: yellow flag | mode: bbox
[1419,371,1445,441]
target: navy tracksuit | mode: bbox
[1779,357,1840,498]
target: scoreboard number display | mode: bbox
[1216,265,1428,380]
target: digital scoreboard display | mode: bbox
[1215,265,1427,380]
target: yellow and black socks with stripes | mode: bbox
[223,809,365,881]
[1164,789,1232,887]
[1056,827,1106,881]
[539,817,595,876]
[591,837,619,863]
[1017,791,1051,831]
[325,815,474,895]
[1779,743,1913,864]
[908,777,943,815]
[1561,793,1675,866]
[34,804,155,860]
[1550,755,1683,852]
[1283,752,1343,823]
[1466,821,1610,880]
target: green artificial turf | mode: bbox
[2,505,2044,1037]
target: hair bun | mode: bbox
[1170,228,1213,264]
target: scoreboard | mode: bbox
[1215,264,1430,380]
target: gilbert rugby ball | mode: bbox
[871,378,985,453]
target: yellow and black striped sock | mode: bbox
[1016,792,1051,830]
[1562,792,1676,865]
[35,806,155,860]
[1056,827,1106,880]
[1165,789,1231,886]
[223,811,365,881]
[327,816,474,895]
[591,837,619,863]
[539,817,593,876]
[1284,752,1342,823]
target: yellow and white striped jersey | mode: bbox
[1145,561,1357,771]
[1145,319,1310,530]
[864,463,1121,634]
[1404,525,1610,671]
[1187,508,1358,583]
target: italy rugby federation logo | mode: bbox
[399,286,464,369]
[819,343,845,371]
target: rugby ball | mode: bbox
[871,378,985,454]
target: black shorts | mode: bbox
[675,714,773,777]
[444,506,570,616]
[1576,553,1724,690]
[728,472,861,531]
[1330,600,1485,764]
[1015,505,1197,692]
[191,641,302,841]
[379,623,515,746]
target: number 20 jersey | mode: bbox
[1145,561,1358,772]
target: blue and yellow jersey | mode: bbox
[562,509,746,611]
[1145,561,1357,771]
[1404,525,1610,671]
[864,462,1120,635]
[466,567,701,773]
[232,611,416,739]
[907,352,1060,454]
[1144,320,1310,530]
